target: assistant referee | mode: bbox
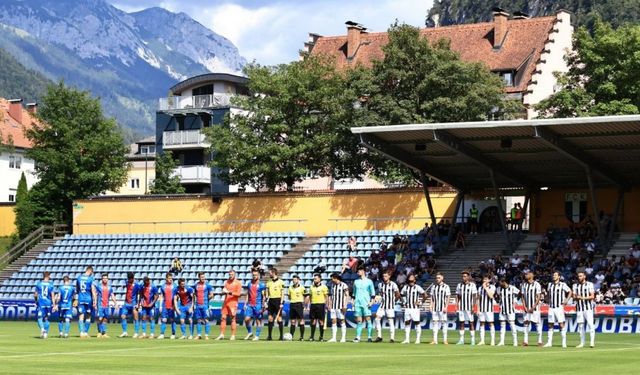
[266,268,285,341]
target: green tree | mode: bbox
[14,172,36,238]
[25,82,129,226]
[536,19,640,117]
[150,150,185,194]
[204,56,368,191]
[359,23,514,183]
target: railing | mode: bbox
[158,94,234,111]
[163,130,210,148]
[0,224,68,269]
[174,165,211,184]
[72,219,308,235]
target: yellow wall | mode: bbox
[72,189,458,236]
[106,164,155,196]
[0,204,16,237]
[531,187,640,232]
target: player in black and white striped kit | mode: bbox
[327,273,349,343]
[428,272,451,345]
[572,271,595,348]
[456,271,478,345]
[374,271,400,342]
[400,274,427,344]
[477,276,496,346]
[520,271,543,346]
[544,271,571,348]
[496,278,519,346]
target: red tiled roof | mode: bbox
[310,16,559,94]
[0,98,37,149]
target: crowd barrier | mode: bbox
[2,300,640,333]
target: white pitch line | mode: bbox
[1,345,638,360]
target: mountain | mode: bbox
[0,0,246,134]
[0,46,52,104]
[427,0,640,28]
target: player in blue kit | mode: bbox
[352,266,376,343]
[137,276,159,338]
[119,272,142,338]
[34,271,56,339]
[95,273,118,338]
[193,272,214,340]
[173,278,195,339]
[244,269,266,341]
[54,276,76,338]
[76,266,96,338]
[158,273,177,339]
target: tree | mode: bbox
[14,172,36,238]
[359,23,515,183]
[150,150,185,194]
[204,56,368,191]
[536,19,640,117]
[25,82,129,226]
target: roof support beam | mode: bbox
[489,169,514,254]
[533,126,627,188]
[432,130,536,189]
[359,134,467,190]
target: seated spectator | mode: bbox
[396,271,407,287]
[313,256,327,274]
[341,255,359,274]
[369,263,380,281]
[510,254,521,268]
[629,244,640,259]
[604,283,626,304]
[379,240,388,252]
[170,257,183,275]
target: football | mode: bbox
[283,333,293,341]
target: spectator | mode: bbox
[425,239,435,256]
[170,257,183,275]
[369,263,380,281]
[347,236,357,251]
[418,222,430,236]
[455,229,465,250]
[251,259,266,276]
[510,254,521,269]
[341,255,359,275]
[313,256,327,274]
[469,204,479,234]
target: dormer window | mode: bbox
[140,145,156,155]
[497,70,516,87]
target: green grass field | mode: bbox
[0,322,638,374]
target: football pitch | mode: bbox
[0,321,638,375]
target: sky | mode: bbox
[110,0,434,65]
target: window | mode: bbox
[130,178,140,189]
[140,145,156,155]
[8,194,15,202]
[497,70,515,87]
[8,155,21,169]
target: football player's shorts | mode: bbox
[97,307,111,319]
[194,306,209,320]
[458,310,474,322]
[477,311,494,323]
[523,310,540,324]
[404,308,421,322]
[140,306,156,318]
[59,308,73,320]
[431,311,447,321]
[499,312,516,322]
[310,304,325,321]
[548,307,566,324]
[119,304,136,317]
[37,306,52,319]
[289,302,304,320]
[178,305,193,320]
[221,303,238,318]
[244,305,263,320]
[77,303,92,315]
[354,304,371,318]
[375,308,395,319]
[575,310,594,326]
[267,298,282,316]
[330,308,345,320]
[161,308,176,320]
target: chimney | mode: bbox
[346,21,366,59]
[26,102,37,115]
[513,11,530,20]
[8,99,23,124]
[492,7,509,49]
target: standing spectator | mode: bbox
[425,239,435,256]
[418,223,430,236]
[347,236,357,252]
[455,229,466,250]
[170,257,183,275]
[469,204,479,234]
[515,203,524,231]
[509,203,518,232]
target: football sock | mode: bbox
[480,325,485,342]
[180,323,186,336]
[415,325,421,342]
[319,325,324,340]
[64,319,71,335]
[433,321,439,342]
[121,318,128,333]
[341,323,347,341]
[43,320,50,333]
[310,325,316,339]
[290,325,296,336]
[150,320,156,335]
[268,321,274,338]
[331,324,337,340]
[589,325,595,346]
[561,326,567,346]
[220,320,227,336]
[171,321,176,335]
[246,321,253,334]
[278,321,283,339]
[490,325,495,344]
[85,320,91,334]
[204,321,210,336]
[405,324,411,341]
[375,318,382,338]
[366,321,372,338]
[196,322,202,336]
[356,322,363,339]
[134,320,140,334]
[511,322,518,344]
[459,329,465,342]
[389,318,395,340]
[470,330,475,344]
[189,322,194,336]
[78,319,84,334]
[231,320,237,336]
[442,322,448,342]
[58,321,63,334]
[142,320,147,334]
[548,326,554,344]
[161,322,167,335]
[500,322,506,343]
[256,325,262,337]
[537,324,543,343]
[524,324,529,342]
[299,324,305,339]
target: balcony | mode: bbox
[158,93,233,111]
[174,165,211,184]
[163,130,210,149]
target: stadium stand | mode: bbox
[282,229,445,287]
[0,231,304,301]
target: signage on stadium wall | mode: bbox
[2,300,640,333]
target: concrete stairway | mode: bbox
[437,233,510,283]
[0,238,58,283]
[606,232,637,257]
[273,236,322,273]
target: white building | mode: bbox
[0,98,38,203]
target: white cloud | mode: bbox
[111,0,433,65]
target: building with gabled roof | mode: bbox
[304,9,573,118]
[0,98,39,203]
